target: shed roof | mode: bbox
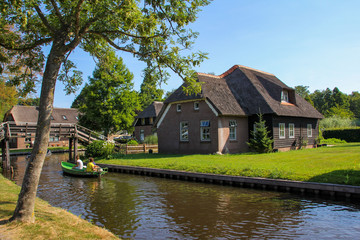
[136,101,164,119]
[4,105,79,125]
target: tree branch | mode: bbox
[49,0,66,27]
[34,5,56,34]
[0,37,53,51]
[74,0,85,35]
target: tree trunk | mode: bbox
[10,42,65,223]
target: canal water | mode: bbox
[4,153,360,239]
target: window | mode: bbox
[51,115,54,120]
[141,118,145,125]
[49,136,59,142]
[307,124,312,137]
[180,121,189,141]
[200,120,210,141]
[281,90,289,102]
[75,116,79,120]
[229,120,237,140]
[279,123,285,139]
[140,129,145,141]
[62,115,68,120]
[25,133,32,142]
[177,104,182,112]
[289,123,295,138]
[194,102,199,110]
[149,117,153,124]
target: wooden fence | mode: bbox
[116,144,158,155]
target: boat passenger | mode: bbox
[86,157,96,172]
[72,155,84,170]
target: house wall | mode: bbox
[217,116,249,153]
[272,116,319,151]
[158,100,219,154]
[134,125,153,142]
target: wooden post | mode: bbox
[74,137,78,162]
[144,144,146,153]
[69,138,73,163]
[125,144,128,155]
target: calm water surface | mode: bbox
[5,153,360,239]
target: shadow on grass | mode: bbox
[307,170,360,186]
[327,143,360,148]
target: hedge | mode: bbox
[322,128,360,142]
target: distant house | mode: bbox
[3,105,79,149]
[133,101,163,142]
[155,65,323,154]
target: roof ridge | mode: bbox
[219,65,275,78]
[197,72,222,78]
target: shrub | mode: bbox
[127,139,139,145]
[320,138,347,145]
[144,134,158,144]
[85,140,114,158]
[322,128,360,142]
[320,116,355,129]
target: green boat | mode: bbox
[61,161,108,177]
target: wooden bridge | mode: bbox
[1,121,106,170]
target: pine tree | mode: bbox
[247,114,274,153]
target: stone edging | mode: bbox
[97,163,360,200]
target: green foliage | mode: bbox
[85,140,114,158]
[322,128,360,142]
[127,139,139,145]
[0,79,17,120]
[294,85,310,99]
[139,67,165,109]
[320,116,355,129]
[320,138,347,145]
[144,134,158,144]
[247,114,273,153]
[349,91,360,118]
[74,50,140,136]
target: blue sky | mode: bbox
[52,0,360,108]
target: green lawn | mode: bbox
[97,143,360,186]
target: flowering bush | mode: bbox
[86,140,114,158]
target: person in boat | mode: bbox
[86,157,102,172]
[72,155,84,170]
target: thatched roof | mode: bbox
[136,101,164,119]
[163,65,323,119]
[4,105,79,125]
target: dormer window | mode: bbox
[281,90,289,102]
[51,115,54,120]
[62,115,67,120]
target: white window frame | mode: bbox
[229,120,237,140]
[200,120,210,141]
[180,121,189,141]
[194,102,199,110]
[281,90,289,102]
[140,129,145,141]
[177,104,181,112]
[279,123,285,139]
[289,123,295,138]
[307,124,312,137]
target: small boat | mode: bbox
[61,161,108,177]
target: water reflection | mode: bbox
[5,154,360,239]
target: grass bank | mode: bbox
[0,175,119,240]
[97,143,360,186]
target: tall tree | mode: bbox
[349,91,360,119]
[139,67,165,109]
[247,114,273,153]
[0,0,210,223]
[0,79,17,120]
[73,50,140,136]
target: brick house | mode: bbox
[155,65,323,154]
[133,101,163,142]
[3,105,79,149]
